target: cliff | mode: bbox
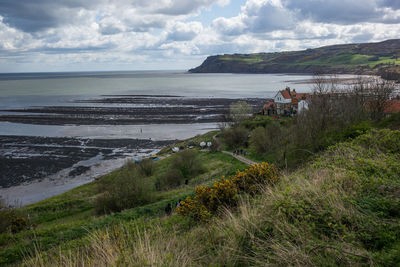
[189,39,400,81]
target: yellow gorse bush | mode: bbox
[232,162,279,194]
[176,197,212,222]
[177,162,278,221]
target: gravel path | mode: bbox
[221,151,257,165]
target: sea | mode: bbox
[0,71,355,206]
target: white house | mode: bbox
[298,99,310,113]
[273,87,310,115]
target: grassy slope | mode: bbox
[190,39,400,77]
[24,128,400,266]
[0,141,247,265]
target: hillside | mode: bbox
[18,127,400,266]
[189,39,400,81]
[1,103,399,265]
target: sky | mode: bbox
[0,0,399,72]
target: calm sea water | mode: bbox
[0,71,325,138]
[0,71,316,103]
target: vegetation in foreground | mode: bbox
[0,147,246,265]
[22,128,400,266]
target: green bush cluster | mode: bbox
[156,150,204,190]
[0,201,28,234]
[222,126,249,148]
[95,161,154,214]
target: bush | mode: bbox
[0,203,15,233]
[232,162,279,194]
[171,150,204,178]
[156,168,184,190]
[0,200,27,233]
[177,162,278,221]
[95,168,154,214]
[250,123,282,154]
[176,197,212,222]
[210,138,222,152]
[223,126,249,148]
[137,159,154,176]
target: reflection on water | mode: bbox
[0,122,218,140]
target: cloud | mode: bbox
[0,0,400,72]
[0,0,102,32]
[283,0,400,24]
[166,21,203,41]
[156,0,229,15]
[0,0,226,33]
[382,0,400,10]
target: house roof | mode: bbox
[263,102,275,108]
[279,88,310,100]
[384,99,400,114]
[280,90,292,99]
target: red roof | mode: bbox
[279,89,310,100]
[384,100,400,114]
[263,102,275,108]
[280,90,292,99]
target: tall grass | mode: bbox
[25,129,400,266]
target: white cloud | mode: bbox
[0,0,400,71]
[166,21,203,41]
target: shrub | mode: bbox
[208,178,238,210]
[177,162,278,221]
[176,197,212,222]
[0,203,15,233]
[250,123,282,154]
[171,150,204,178]
[210,138,222,152]
[232,162,279,194]
[0,200,27,233]
[156,168,184,190]
[223,126,249,148]
[137,159,154,176]
[11,217,27,233]
[95,168,154,214]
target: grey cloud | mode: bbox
[0,0,102,32]
[0,0,217,33]
[282,0,399,24]
[351,32,376,43]
[155,0,220,15]
[167,31,197,41]
[32,43,116,54]
[382,0,400,9]
[99,25,123,35]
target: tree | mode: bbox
[229,101,252,125]
[365,78,397,121]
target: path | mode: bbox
[213,134,257,165]
[221,151,257,165]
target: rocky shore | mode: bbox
[0,95,265,125]
[0,135,172,189]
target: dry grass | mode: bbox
[23,129,400,266]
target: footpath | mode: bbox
[212,134,257,165]
[221,151,256,165]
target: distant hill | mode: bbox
[189,39,400,81]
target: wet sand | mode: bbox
[0,95,267,206]
[0,95,266,125]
